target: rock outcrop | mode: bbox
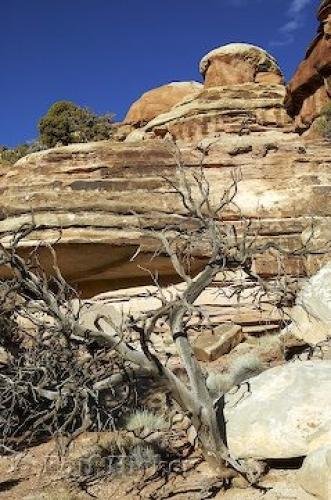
[124,81,202,126]
[200,43,283,87]
[285,0,331,134]
[126,44,292,143]
[1,134,329,297]
[0,43,329,302]
[225,360,331,460]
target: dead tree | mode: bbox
[0,145,326,482]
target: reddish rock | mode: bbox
[193,324,243,361]
[285,0,331,133]
[124,81,202,125]
[199,44,283,87]
[126,45,291,144]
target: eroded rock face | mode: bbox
[285,0,331,133]
[124,82,202,126]
[0,135,330,297]
[199,43,283,87]
[125,45,291,144]
[126,85,292,143]
[0,41,329,298]
[225,361,331,460]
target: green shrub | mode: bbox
[38,101,113,148]
[317,103,331,140]
[0,141,43,165]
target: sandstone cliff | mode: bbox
[286,0,331,134]
[0,44,329,306]
[126,44,292,143]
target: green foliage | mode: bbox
[38,100,113,148]
[316,103,331,140]
[0,141,43,165]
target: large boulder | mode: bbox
[199,43,283,87]
[285,0,331,133]
[124,81,202,126]
[298,445,331,499]
[282,263,331,345]
[225,361,331,460]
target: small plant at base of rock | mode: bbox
[316,103,331,140]
[125,409,169,433]
[75,434,160,480]
[121,443,160,473]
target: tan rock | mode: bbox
[282,263,331,345]
[124,81,202,125]
[225,360,331,460]
[255,72,283,85]
[0,41,329,299]
[0,134,329,297]
[298,445,331,500]
[193,323,242,362]
[126,85,293,143]
[199,44,283,87]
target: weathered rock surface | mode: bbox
[286,0,331,133]
[193,323,242,361]
[125,84,292,143]
[124,81,202,125]
[76,273,291,336]
[200,44,283,87]
[225,361,331,460]
[298,445,331,500]
[126,44,290,143]
[282,262,331,345]
[0,133,329,296]
[0,43,329,301]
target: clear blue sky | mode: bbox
[0,0,318,147]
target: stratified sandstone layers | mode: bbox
[0,43,329,305]
[125,44,292,143]
[124,81,202,126]
[286,0,331,133]
[0,135,329,296]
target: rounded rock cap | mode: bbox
[199,43,283,86]
[124,81,203,125]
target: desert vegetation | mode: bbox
[0,101,113,165]
[0,146,327,497]
[317,102,331,140]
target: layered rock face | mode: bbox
[124,81,202,126]
[1,135,330,297]
[286,0,331,133]
[0,43,329,305]
[126,44,292,143]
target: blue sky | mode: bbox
[0,0,318,147]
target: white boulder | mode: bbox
[298,445,331,499]
[224,360,331,460]
[283,262,331,345]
